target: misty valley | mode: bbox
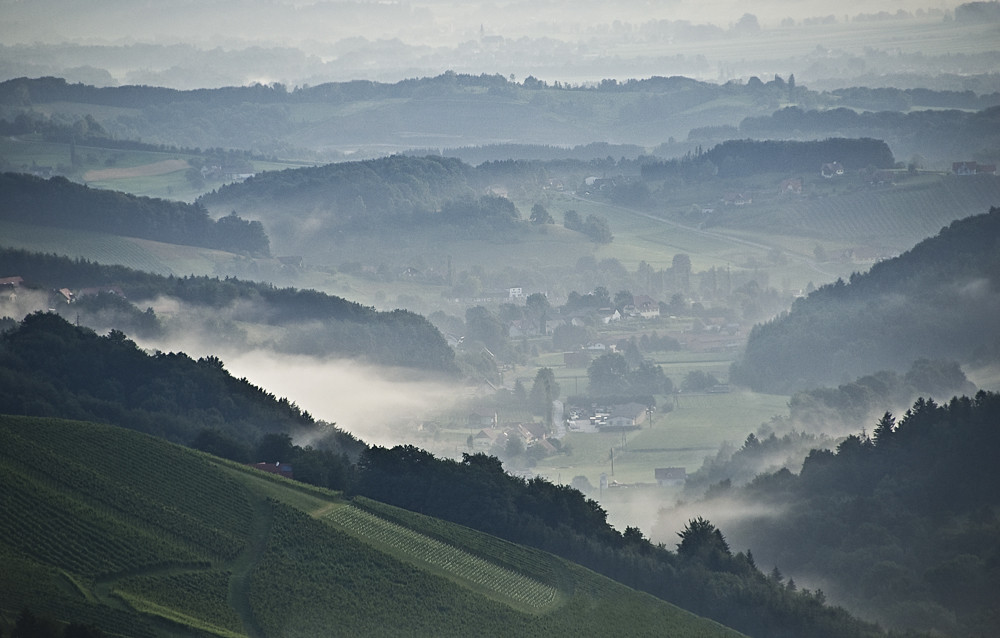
[2,1,1000,637]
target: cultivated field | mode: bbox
[324,503,561,612]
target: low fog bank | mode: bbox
[0,292,465,449]
[139,331,464,449]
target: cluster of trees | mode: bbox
[200,153,615,249]
[69,291,163,340]
[587,351,674,396]
[0,313,364,491]
[787,358,976,427]
[682,430,838,498]
[0,173,269,256]
[736,105,1000,164]
[683,360,975,497]
[0,312,314,442]
[440,194,522,237]
[698,392,1000,635]
[563,209,613,243]
[406,142,647,165]
[641,138,895,180]
[6,73,996,116]
[349,446,883,638]
[731,207,1000,393]
[201,155,556,245]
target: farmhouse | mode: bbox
[655,467,687,487]
[467,407,498,428]
[632,295,661,318]
[779,177,802,194]
[821,162,845,178]
[0,276,23,301]
[597,308,621,324]
[473,428,500,451]
[605,403,647,429]
[952,161,997,175]
[722,192,752,206]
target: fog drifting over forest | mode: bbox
[2,0,993,90]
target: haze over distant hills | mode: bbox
[731,206,1000,393]
[1,0,997,91]
[3,1,1000,635]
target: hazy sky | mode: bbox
[1,1,967,44]
[2,0,991,88]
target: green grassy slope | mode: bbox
[0,415,743,637]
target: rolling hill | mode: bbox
[731,206,1000,393]
[0,414,744,637]
[0,313,887,638]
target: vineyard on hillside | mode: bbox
[324,504,561,612]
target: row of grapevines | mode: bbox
[0,462,199,577]
[0,421,249,560]
[324,505,559,610]
[353,497,570,587]
[114,569,244,634]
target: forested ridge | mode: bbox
[735,105,1000,164]
[199,154,553,240]
[0,172,270,256]
[4,74,998,163]
[350,445,885,638]
[695,392,1000,636]
[641,138,895,180]
[0,248,459,372]
[0,312,312,444]
[4,74,997,112]
[731,207,1000,393]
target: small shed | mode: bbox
[252,461,294,479]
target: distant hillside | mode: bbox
[0,311,886,638]
[737,105,1000,166]
[0,248,458,373]
[0,173,270,256]
[199,154,577,253]
[0,415,744,637]
[682,392,1000,636]
[0,312,319,446]
[3,76,999,163]
[731,207,1000,393]
[699,138,895,177]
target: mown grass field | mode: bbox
[0,415,745,638]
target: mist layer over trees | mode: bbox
[731,207,1000,393]
[670,392,1000,635]
[0,248,459,374]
